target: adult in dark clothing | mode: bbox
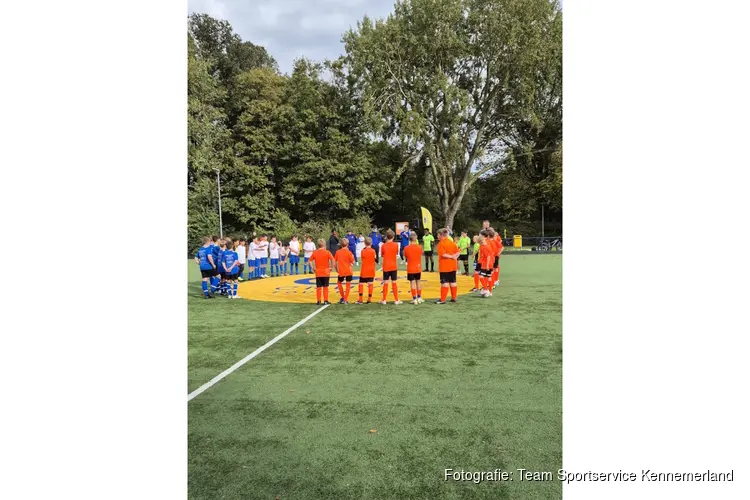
[328,231,340,253]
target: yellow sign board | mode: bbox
[420,207,433,233]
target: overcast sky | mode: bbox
[188,0,396,75]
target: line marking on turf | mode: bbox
[188,304,330,402]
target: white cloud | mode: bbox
[188,0,395,74]
[189,0,228,20]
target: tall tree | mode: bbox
[188,14,278,97]
[341,0,562,228]
[188,34,232,248]
[274,59,389,221]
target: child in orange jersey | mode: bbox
[356,237,377,304]
[310,238,335,305]
[435,227,461,304]
[334,238,355,304]
[488,227,504,287]
[477,234,495,297]
[485,230,498,287]
[379,229,403,305]
[470,234,483,292]
[403,232,424,304]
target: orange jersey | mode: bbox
[479,244,494,269]
[334,248,355,276]
[403,244,423,274]
[360,247,376,278]
[380,241,400,272]
[436,239,459,272]
[311,248,334,277]
[488,239,498,257]
[494,235,504,255]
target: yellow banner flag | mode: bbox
[420,207,433,234]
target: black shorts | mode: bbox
[382,270,398,281]
[474,261,481,272]
[315,277,330,288]
[337,275,353,282]
[407,272,422,282]
[359,277,374,283]
[200,269,213,279]
[212,267,221,277]
[479,268,492,278]
[459,254,469,261]
[424,250,433,257]
[440,271,457,284]
[221,272,229,280]
[228,273,239,281]
[493,256,500,269]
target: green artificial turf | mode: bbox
[188,254,562,499]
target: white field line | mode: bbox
[188,304,330,401]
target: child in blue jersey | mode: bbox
[210,235,222,293]
[399,224,411,259]
[194,236,216,298]
[216,240,228,295]
[346,230,358,264]
[221,237,240,298]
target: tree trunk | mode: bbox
[429,156,467,233]
[443,197,461,232]
[443,208,455,232]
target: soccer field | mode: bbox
[188,254,562,500]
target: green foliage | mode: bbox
[266,209,297,243]
[340,0,562,227]
[186,10,561,254]
[272,59,390,221]
[188,13,277,85]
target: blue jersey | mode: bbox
[369,232,382,252]
[217,249,226,272]
[222,250,238,274]
[400,230,411,248]
[211,244,220,267]
[346,234,357,254]
[195,245,214,270]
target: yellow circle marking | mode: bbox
[237,272,477,303]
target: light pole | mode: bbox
[215,168,223,239]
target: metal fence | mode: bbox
[501,236,562,252]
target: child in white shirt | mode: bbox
[269,236,281,277]
[248,238,259,279]
[355,235,365,266]
[303,236,316,274]
[235,238,247,280]
[288,235,301,275]
[255,235,270,278]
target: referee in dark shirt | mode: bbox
[328,230,340,253]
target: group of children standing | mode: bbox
[303,225,502,306]
[194,221,504,303]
